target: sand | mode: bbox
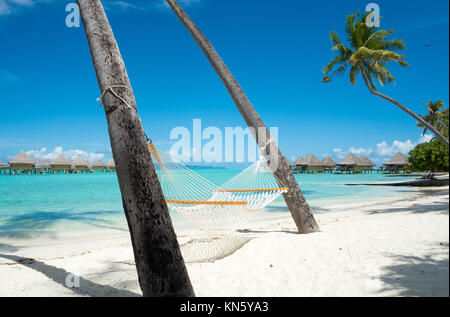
[0,187,448,297]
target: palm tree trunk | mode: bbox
[359,64,449,147]
[166,0,319,234]
[77,0,194,297]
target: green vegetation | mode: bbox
[322,11,408,87]
[408,139,449,172]
[409,100,449,172]
[323,11,449,147]
[418,100,449,137]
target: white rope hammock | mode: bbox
[148,142,288,231]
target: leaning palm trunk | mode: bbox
[166,0,319,233]
[77,0,194,296]
[360,65,449,147]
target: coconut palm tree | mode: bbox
[418,100,449,136]
[440,109,449,137]
[77,0,194,297]
[166,0,319,234]
[322,11,449,147]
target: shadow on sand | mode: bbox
[0,210,127,238]
[378,244,449,296]
[0,253,140,297]
[366,201,449,215]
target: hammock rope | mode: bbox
[148,142,288,231]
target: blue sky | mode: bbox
[0,0,448,166]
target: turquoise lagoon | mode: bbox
[0,171,414,238]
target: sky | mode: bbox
[0,0,448,167]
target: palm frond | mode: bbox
[323,10,408,89]
[349,64,360,85]
[353,47,405,62]
[323,55,348,74]
[381,39,406,51]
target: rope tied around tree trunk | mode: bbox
[96,85,134,115]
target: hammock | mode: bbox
[148,142,288,231]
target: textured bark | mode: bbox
[360,65,449,147]
[77,0,194,297]
[166,0,319,234]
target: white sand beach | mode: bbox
[0,186,448,297]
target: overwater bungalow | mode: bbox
[91,159,106,172]
[321,156,337,172]
[106,159,116,171]
[337,154,376,173]
[336,153,360,172]
[51,154,72,173]
[0,160,8,174]
[302,154,325,172]
[9,151,35,174]
[383,153,410,173]
[290,156,304,173]
[71,156,89,173]
[359,155,376,172]
[336,153,358,172]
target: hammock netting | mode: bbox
[148,142,288,231]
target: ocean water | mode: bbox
[0,170,414,238]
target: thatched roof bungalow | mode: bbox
[337,153,359,169]
[51,154,72,171]
[383,153,410,173]
[359,155,376,170]
[91,159,106,171]
[321,156,336,170]
[302,154,324,171]
[294,157,304,165]
[337,153,376,172]
[72,156,89,171]
[106,159,116,171]
[337,153,360,172]
[290,156,304,172]
[9,151,35,171]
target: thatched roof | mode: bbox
[106,159,115,168]
[72,156,89,167]
[303,154,323,166]
[385,152,410,165]
[91,159,105,167]
[338,153,360,165]
[9,151,34,165]
[52,154,72,166]
[293,156,304,165]
[0,160,8,168]
[359,155,376,167]
[321,156,336,167]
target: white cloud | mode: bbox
[332,148,346,159]
[375,135,431,157]
[349,146,373,156]
[328,134,433,165]
[26,146,104,162]
[0,1,12,15]
[106,1,140,11]
[418,134,433,144]
[0,0,34,16]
